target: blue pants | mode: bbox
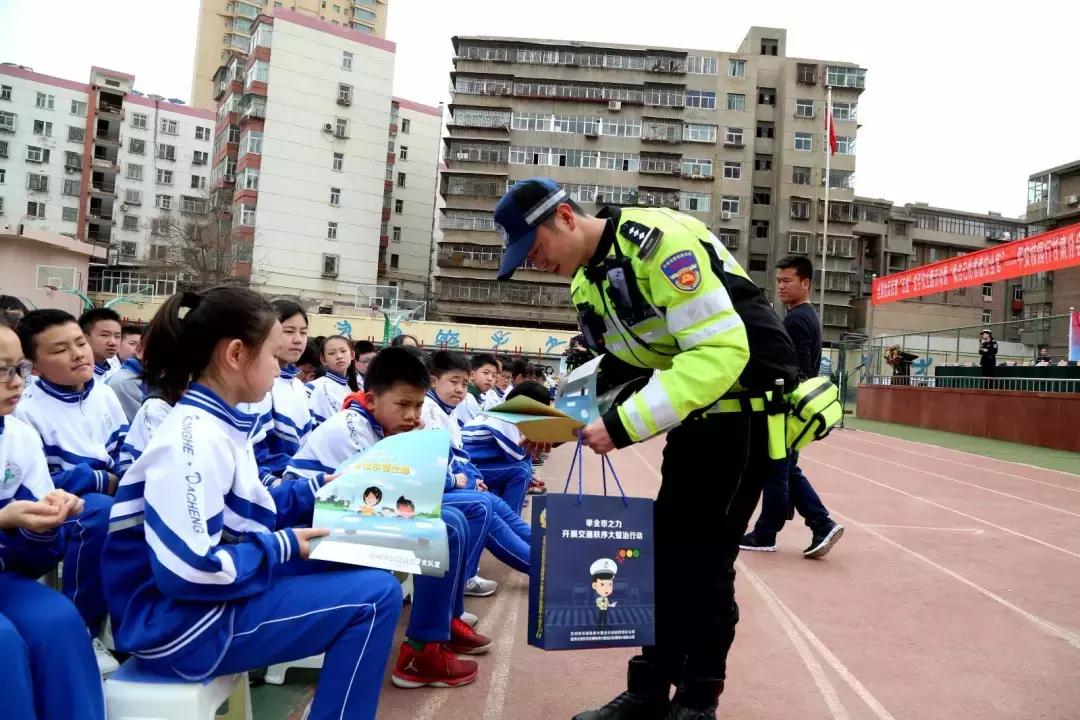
[478,459,532,514]
[752,451,831,540]
[406,506,467,643]
[443,489,494,579]
[146,565,402,720]
[485,493,530,574]
[0,573,105,720]
[64,492,112,630]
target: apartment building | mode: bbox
[381,98,441,302]
[437,27,866,335]
[1024,159,1080,353]
[851,198,1029,337]
[210,10,396,302]
[0,64,213,299]
[190,0,389,110]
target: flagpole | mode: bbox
[820,85,832,326]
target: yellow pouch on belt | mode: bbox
[785,376,842,451]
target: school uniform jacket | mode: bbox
[102,383,321,660]
[14,378,128,496]
[106,357,147,423]
[0,415,65,578]
[452,386,484,428]
[306,371,350,426]
[461,414,529,465]
[481,387,506,411]
[244,365,313,480]
[118,397,173,475]
[422,391,481,487]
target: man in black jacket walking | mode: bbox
[740,256,844,557]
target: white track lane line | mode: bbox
[818,444,1080,520]
[835,428,1080,480]
[834,433,1080,494]
[828,507,1080,652]
[803,457,1080,561]
[482,575,526,719]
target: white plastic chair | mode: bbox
[104,658,252,720]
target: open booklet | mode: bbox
[483,355,602,443]
[308,429,451,577]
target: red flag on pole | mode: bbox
[825,98,838,155]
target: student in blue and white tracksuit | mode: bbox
[0,319,106,720]
[306,334,358,426]
[106,353,147,422]
[452,353,499,428]
[102,286,401,720]
[287,347,494,689]
[462,381,549,516]
[14,309,128,635]
[80,307,123,383]
[423,351,530,577]
[243,300,313,478]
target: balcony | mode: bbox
[94,129,121,146]
[441,176,505,199]
[641,125,682,144]
[97,103,124,119]
[440,215,496,232]
[796,63,818,85]
[438,248,500,270]
[90,180,116,195]
[87,211,114,225]
[637,189,679,210]
[639,156,682,176]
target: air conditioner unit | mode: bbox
[323,123,334,133]
[607,100,622,111]
[720,210,733,221]
[1066,194,1080,205]
[585,129,598,138]
[120,204,128,212]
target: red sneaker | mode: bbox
[391,641,479,689]
[448,616,493,655]
[527,479,547,495]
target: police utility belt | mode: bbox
[576,225,841,458]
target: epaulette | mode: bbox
[618,220,663,261]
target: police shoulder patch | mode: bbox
[659,250,701,293]
[619,220,660,259]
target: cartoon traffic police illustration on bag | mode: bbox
[591,558,618,627]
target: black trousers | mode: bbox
[642,412,770,682]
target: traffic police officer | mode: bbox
[495,178,799,720]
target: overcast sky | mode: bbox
[2,0,1077,217]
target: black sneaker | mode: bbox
[803,524,844,558]
[738,532,776,552]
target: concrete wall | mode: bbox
[0,230,99,316]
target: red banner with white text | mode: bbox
[872,222,1080,305]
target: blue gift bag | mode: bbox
[527,440,655,651]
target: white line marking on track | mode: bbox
[836,433,1080,493]
[483,576,526,718]
[820,445,1080,520]
[739,563,851,720]
[862,524,984,534]
[804,457,1080,561]
[829,508,1080,652]
[838,428,1080,480]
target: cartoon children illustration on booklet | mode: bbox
[591,558,618,627]
[360,486,382,515]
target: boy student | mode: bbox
[0,317,106,720]
[106,334,146,422]
[286,347,494,689]
[453,353,498,427]
[79,307,122,381]
[14,309,129,673]
[462,380,551,511]
[117,323,142,362]
[423,351,532,584]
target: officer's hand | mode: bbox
[580,419,615,455]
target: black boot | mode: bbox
[665,678,724,720]
[571,656,672,720]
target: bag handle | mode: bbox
[560,438,629,507]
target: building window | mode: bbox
[67,125,84,143]
[123,215,139,231]
[826,66,867,89]
[35,92,55,110]
[981,309,993,324]
[193,150,209,164]
[64,151,81,169]
[790,197,811,220]
[761,38,779,56]
[60,206,77,222]
[124,189,142,205]
[329,187,341,206]
[726,93,745,111]
[826,169,855,189]
[126,164,143,180]
[749,254,769,272]
[754,154,772,171]
[399,145,408,161]
[680,192,710,212]
[25,145,49,163]
[390,254,399,269]
[832,102,857,122]
[190,175,206,189]
[342,50,353,70]
[397,172,406,188]
[836,136,856,155]
[128,137,145,154]
[131,113,148,129]
[394,198,404,213]
[158,144,176,161]
[242,167,259,190]
[332,152,344,171]
[752,219,769,239]
[687,55,718,75]
[685,91,717,109]
[728,59,746,77]
[337,83,353,105]
[156,169,173,185]
[327,221,338,240]
[720,196,740,215]
[794,132,813,151]
[322,253,339,276]
[683,123,717,143]
[27,173,49,192]
[228,125,241,143]
[795,99,815,118]
[789,233,810,254]
[237,203,256,226]
[0,110,14,132]
[753,187,771,205]
[0,85,10,101]
[982,283,993,300]
[26,201,46,218]
[33,119,53,136]
[392,226,402,243]
[724,127,744,146]
[1012,285,1023,301]
[757,87,776,106]
[681,158,712,177]
[792,166,811,185]
[195,126,211,141]
[716,230,739,249]
[401,118,411,134]
[70,99,87,116]
[756,122,774,139]
[63,179,80,195]
[334,117,349,137]
[155,194,173,210]
[159,119,178,135]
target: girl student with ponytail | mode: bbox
[101,286,402,720]
[244,299,314,479]
[306,334,359,426]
